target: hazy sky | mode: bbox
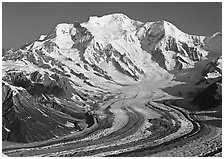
[2,2,222,49]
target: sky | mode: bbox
[2,2,222,49]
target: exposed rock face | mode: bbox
[2,13,222,143]
[202,56,222,79]
[2,81,93,143]
[192,78,222,110]
[137,20,208,70]
[196,56,222,85]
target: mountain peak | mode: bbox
[161,20,185,37]
[89,13,132,23]
[211,32,222,38]
[55,23,73,35]
[86,13,140,29]
[103,13,131,20]
[2,12,222,151]
[82,13,142,41]
[204,32,222,54]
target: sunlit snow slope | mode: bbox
[2,13,222,144]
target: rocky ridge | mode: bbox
[2,13,222,144]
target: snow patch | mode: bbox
[65,121,75,128]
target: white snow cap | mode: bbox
[88,13,133,25]
[211,32,222,38]
[55,23,75,49]
[86,13,142,30]
[38,35,47,41]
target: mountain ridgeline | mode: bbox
[2,13,222,143]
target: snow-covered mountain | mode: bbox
[2,13,222,143]
[204,32,222,54]
[201,56,222,81]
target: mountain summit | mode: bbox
[2,13,222,144]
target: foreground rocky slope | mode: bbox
[2,13,222,156]
[2,81,95,143]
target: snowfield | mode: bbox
[2,13,222,157]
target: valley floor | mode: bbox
[2,76,222,157]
